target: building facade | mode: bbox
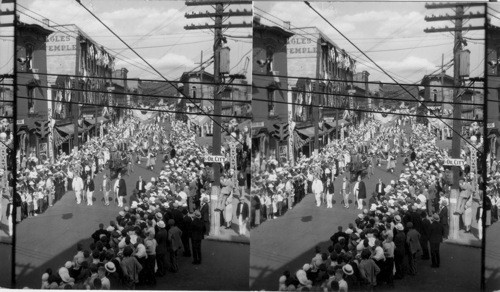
[45,24,115,156]
[16,22,53,159]
[252,16,293,159]
[287,26,356,156]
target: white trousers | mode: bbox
[75,190,82,204]
[118,196,124,207]
[326,193,333,208]
[358,199,363,210]
[87,191,94,205]
[238,215,247,236]
[315,192,322,207]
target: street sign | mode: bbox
[487,122,495,129]
[443,158,466,167]
[204,155,225,164]
[16,119,24,125]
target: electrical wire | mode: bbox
[250,81,481,107]
[304,1,483,153]
[17,94,250,119]
[252,96,479,123]
[17,83,250,104]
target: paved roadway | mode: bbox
[14,153,249,290]
[250,156,481,291]
[486,221,500,292]
[0,242,12,288]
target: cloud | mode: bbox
[117,53,196,79]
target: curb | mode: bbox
[444,238,482,248]
[206,235,250,245]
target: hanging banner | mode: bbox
[230,142,238,186]
[0,143,6,170]
[47,85,54,163]
[288,89,295,166]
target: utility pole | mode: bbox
[184,0,252,236]
[424,3,485,241]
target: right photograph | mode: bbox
[250,1,486,291]
[486,3,500,292]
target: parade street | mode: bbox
[250,153,481,291]
[486,222,500,291]
[0,242,12,288]
[15,151,249,290]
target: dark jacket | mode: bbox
[84,179,95,192]
[200,203,210,222]
[428,221,444,244]
[190,217,205,241]
[236,202,249,220]
[155,228,168,254]
[117,178,127,197]
[358,181,367,199]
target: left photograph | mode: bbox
[14,0,251,290]
[0,0,15,289]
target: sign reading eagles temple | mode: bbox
[46,33,77,55]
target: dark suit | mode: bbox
[428,221,445,267]
[439,206,449,238]
[420,218,431,260]
[236,202,249,220]
[155,228,168,276]
[190,217,205,264]
[358,181,367,199]
[200,203,210,235]
[375,183,386,198]
[117,178,127,197]
[135,180,146,196]
[181,214,193,257]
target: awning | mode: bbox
[84,117,109,125]
[252,127,268,137]
[324,119,348,129]
[294,131,309,149]
[55,124,85,136]
[53,128,70,147]
[296,127,327,138]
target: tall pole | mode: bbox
[210,2,223,236]
[73,81,79,152]
[449,5,463,241]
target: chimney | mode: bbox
[42,18,50,27]
[283,21,291,30]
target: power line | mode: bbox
[304,1,482,153]
[252,72,483,90]
[17,95,250,119]
[250,81,482,107]
[107,39,213,50]
[17,83,251,104]
[252,96,480,123]
[74,0,245,146]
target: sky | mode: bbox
[255,1,490,84]
[1,1,498,85]
[0,0,14,82]
[14,0,252,83]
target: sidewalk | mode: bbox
[206,225,250,244]
[445,229,482,248]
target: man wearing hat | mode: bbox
[190,210,205,264]
[115,172,127,208]
[428,213,445,268]
[236,197,249,236]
